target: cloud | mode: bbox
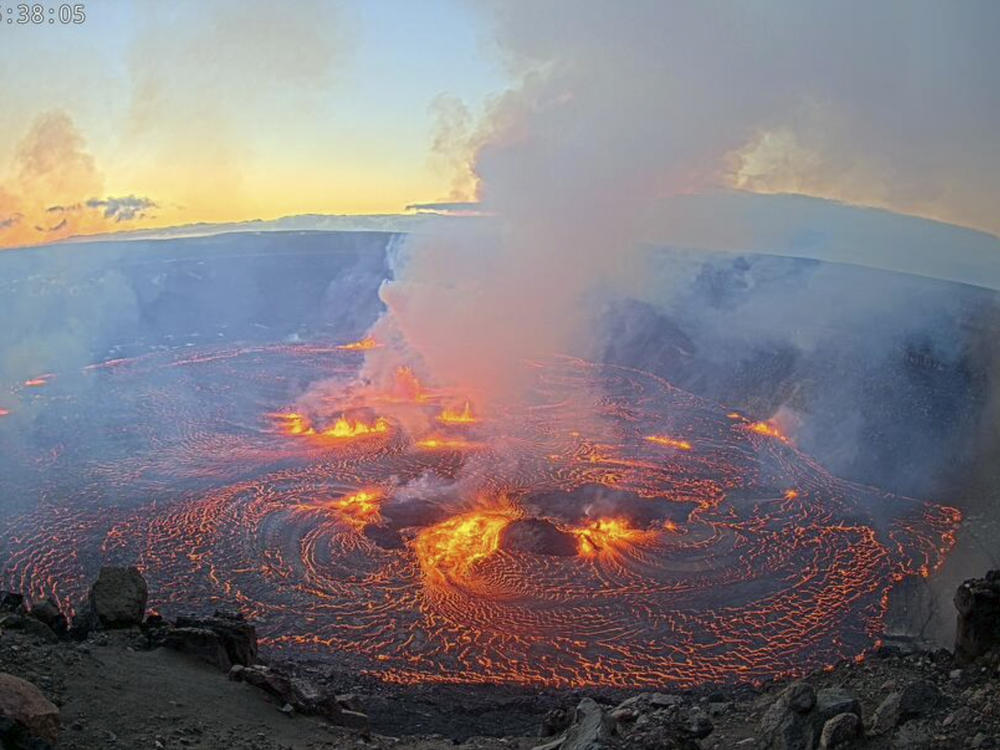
[85,195,157,222]
[0,112,158,247]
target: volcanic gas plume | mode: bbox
[1,340,959,687]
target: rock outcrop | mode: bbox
[88,566,148,628]
[955,570,1000,664]
[760,682,864,750]
[0,672,60,744]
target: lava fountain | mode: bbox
[0,340,960,688]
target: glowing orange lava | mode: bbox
[321,416,390,438]
[437,400,479,425]
[415,436,479,451]
[0,408,8,417]
[336,336,378,351]
[24,376,50,387]
[572,518,651,557]
[746,420,790,443]
[333,489,382,527]
[271,412,389,439]
[414,507,514,585]
[644,435,692,451]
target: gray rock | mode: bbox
[0,672,60,743]
[540,707,572,737]
[27,599,66,637]
[162,627,231,670]
[0,614,58,643]
[562,698,614,750]
[173,611,257,666]
[871,692,903,735]
[819,712,861,749]
[897,680,941,719]
[760,683,817,750]
[955,570,1000,664]
[815,687,862,724]
[786,682,817,714]
[88,566,148,628]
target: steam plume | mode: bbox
[372,0,1000,403]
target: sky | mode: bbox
[0,0,506,247]
[0,0,997,249]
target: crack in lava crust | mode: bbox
[0,342,960,688]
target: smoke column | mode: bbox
[369,0,1000,403]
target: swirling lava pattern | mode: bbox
[0,342,959,688]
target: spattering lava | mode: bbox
[0,341,960,688]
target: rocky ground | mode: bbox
[2,569,1000,750]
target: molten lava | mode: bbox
[436,401,479,425]
[3,342,962,690]
[414,507,514,585]
[572,517,651,557]
[414,436,479,451]
[746,420,790,443]
[23,376,50,387]
[321,416,390,438]
[271,412,389,439]
[0,408,9,417]
[336,336,379,351]
[644,435,693,451]
[334,489,382,527]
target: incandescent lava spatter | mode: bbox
[0,340,960,688]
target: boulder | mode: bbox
[0,614,58,644]
[955,571,1000,664]
[561,698,614,750]
[814,688,861,725]
[173,611,257,666]
[759,682,817,750]
[88,566,148,628]
[540,707,572,737]
[162,627,232,670]
[897,680,941,719]
[27,599,67,637]
[870,681,939,735]
[819,712,862,749]
[0,592,25,613]
[0,673,60,743]
[236,665,370,729]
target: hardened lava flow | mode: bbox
[0,340,960,688]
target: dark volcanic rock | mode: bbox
[819,712,862,749]
[362,523,405,550]
[560,697,614,750]
[955,570,1000,664]
[760,681,817,750]
[174,611,257,666]
[0,592,25,613]
[88,566,148,628]
[814,687,861,725]
[381,498,449,529]
[0,614,58,643]
[0,673,60,744]
[540,706,572,737]
[163,627,233,670]
[27,598,67,637]
[234,664,370,729]
[870,679,941,734]
[500,518,578,557]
